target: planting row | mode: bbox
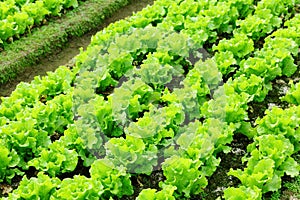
[0,0,81,44]
[0,0,299,199]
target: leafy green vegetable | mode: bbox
[256,106,300,149]
[110,78,154,124]
[235,9,282,40]
[3,173,60,200]
[137,185,176,200]
[224,186,262,200]
[105,135,158,175]
[228,134,299,193]
[1,0,300,199]
[28,141,78,177]
[227,74,272,102]
[51,175,102,200]
[214,51,237,75]
[281,81,300,105]
[213,33,254,59]
[90,159,134,198]
[160,156,207,197]
[0,141,21,183]
[0,0,80,42]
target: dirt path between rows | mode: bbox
[0,0,154,97]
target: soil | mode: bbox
[0,0,155,98]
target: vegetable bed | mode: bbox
[0,0,299,199]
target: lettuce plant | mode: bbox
[3,173,60,200]
[90,159,134,198]
[281,81,300,105]
[137,185,176,200]
[160,156,207,198]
